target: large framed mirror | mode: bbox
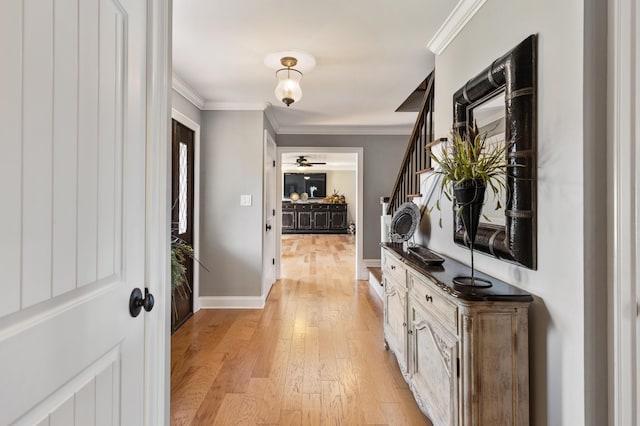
[452,34,537,269]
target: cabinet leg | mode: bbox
[384,339,389,350]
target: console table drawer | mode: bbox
[408,270,457,330]
[383,251,406,285]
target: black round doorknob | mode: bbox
[142,288,155,312]
[129,288,155,317]
[266,224,272,231]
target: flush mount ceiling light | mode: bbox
[265,50,316,108]
[275,57,302,107]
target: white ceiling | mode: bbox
[172,0,456,134]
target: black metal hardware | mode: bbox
[408,329,413,335]
[266,224,272,231]
[402,322,407,327]
[129,288,155,317]
[391,265,396,270]
[425,295,433,303]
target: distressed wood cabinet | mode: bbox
[282,202,348,234]
[281,203,296,231]
[382,243,409,371]
[382,244,532,426]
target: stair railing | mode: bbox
[386,70,435,216]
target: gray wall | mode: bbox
[171,89,201,125]
[277,134,407,259]
[416,0,607,424]
[582,0,607,424]
[199,110,265,297]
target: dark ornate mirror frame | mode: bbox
[452,34,537,269]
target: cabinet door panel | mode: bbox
[282,211,296,230]
[411,304,458,426]
[312,211,329,229]
[384,279,408,371]
[297,211,312,229]
[330,211,346,229]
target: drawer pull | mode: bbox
[425,295,433,303]
[408,329,413,335]
[402,322,407,327]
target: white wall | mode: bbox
[416,0,606,424]
[326,170,356,225]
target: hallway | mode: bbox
[170,234,430,425]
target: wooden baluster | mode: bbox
[386,70,435,215]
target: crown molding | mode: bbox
[202,101,270,110]
[263,104,281,132]
[276,124,412,136]
[427,0,487,55]
[171,74,205,109]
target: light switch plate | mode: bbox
[240,195,252,206]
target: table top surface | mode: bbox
[382,243,534,303]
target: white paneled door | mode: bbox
[0,0,150,424]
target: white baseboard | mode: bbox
[199,296,265,309]
[368,271,384,300]
[357,267,368,281]
[363,259,381,268]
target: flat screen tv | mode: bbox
[284,173,326,198]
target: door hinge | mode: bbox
[457,358,460,377]
[272,258,275,265]
[273,160,276,167]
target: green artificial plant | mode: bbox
[426,125,512,226]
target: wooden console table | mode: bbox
[382,243,533,425]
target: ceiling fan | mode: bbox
[285,156,327,168]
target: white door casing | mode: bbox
[171,109,202,313]
[275,146,365,280]
[0,0,156,424]
[263,131,277,299]
[609,0,640,424]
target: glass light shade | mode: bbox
[275,68,303,107]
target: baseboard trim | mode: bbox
[363,259,381,268]
[368,271,384,300]
[199,296,265,309]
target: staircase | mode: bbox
[386,70,436,216]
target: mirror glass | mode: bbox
[470,91,506,226]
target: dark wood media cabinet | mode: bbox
[282,202,348,234]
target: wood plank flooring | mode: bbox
[171,234,431,425]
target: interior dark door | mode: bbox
[172,119,195,333]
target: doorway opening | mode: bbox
[276,147,365,281]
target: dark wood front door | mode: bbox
[172,119,195,333]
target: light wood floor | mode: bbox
[171,234,431,425]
